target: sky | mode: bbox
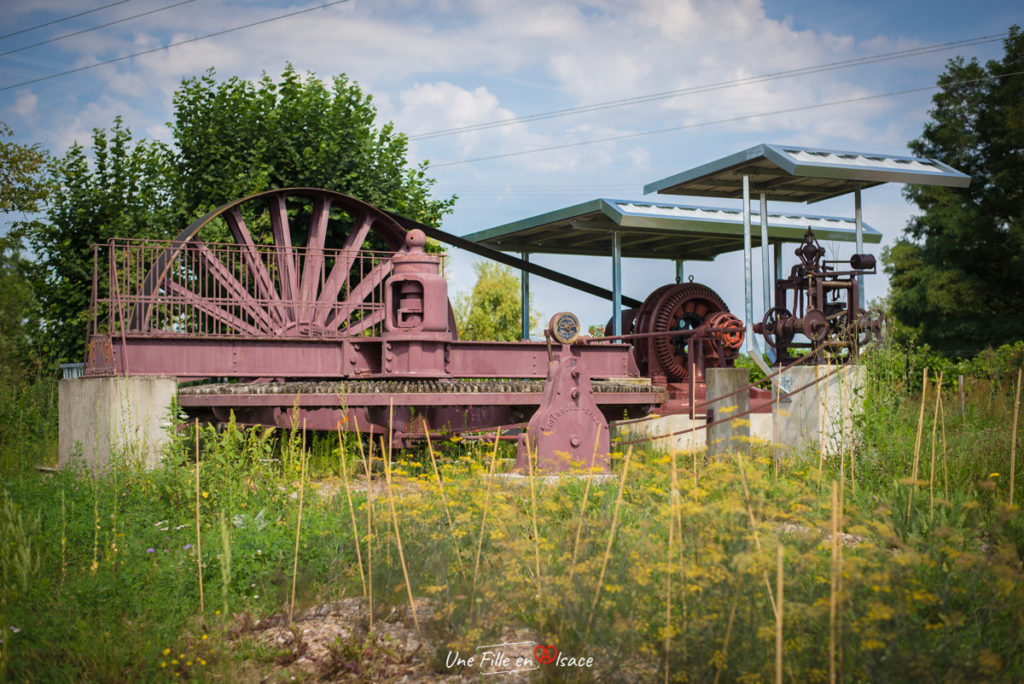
[1,0,1021,337]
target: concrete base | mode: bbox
[613,413,708,453]
[707,367,750,456]
[772,365,863,454]
[59,376,177,470]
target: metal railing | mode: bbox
[89,238,407,340]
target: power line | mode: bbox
[0,0,352,93]
[0,0,200,58]
[0,0,136,40]
[411,33,1008,141]
[432,70,1024,168]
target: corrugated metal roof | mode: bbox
[643,143,970,202]
[463,198,881,261]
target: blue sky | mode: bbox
[1,0,1020,334]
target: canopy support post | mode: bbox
[855,187,865,310]
[744,176,771,374]
[612,231,622,337]
[520,252,530,341]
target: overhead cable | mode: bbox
[0,0,200,58]
[432,70,1024,168]
[0,0,351,93]
[411,33,1008,141]
[0,0,136,40]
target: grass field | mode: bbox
[0,344,1022,682]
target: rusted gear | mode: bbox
[705,310,744,350]
[644,283,731,382]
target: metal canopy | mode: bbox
[643,143,971,202]
[463,197,881,262]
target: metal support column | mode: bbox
[855,187,865,309]
[520,252,530,340]
[759,192,771,312]
[773,242,783,291]
[674,259,684,284]
[612,232,622,336]
[744,176,771,374]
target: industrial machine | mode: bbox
[82,187,883,471]
[84,188,668,472]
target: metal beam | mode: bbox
[386,211,645,308]
[674,259,684,284]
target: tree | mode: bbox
[884,27,1024,357]
[0,121,49,371]
[454,261,539,341]
[23,66,455,362]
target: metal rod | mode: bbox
[520,252,530,341]
[612,231,622,337]
[744,176,772,375]
[590,326,746,343]
[387,211,644,308]
[855,187,865,310]
[674,259,684,284]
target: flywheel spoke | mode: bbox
[224,206,287,327]
[297,196,331,324]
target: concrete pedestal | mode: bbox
[772,365,863,454]
[707,367,750,456]
[59,376,177,470]
[614,412,708,453]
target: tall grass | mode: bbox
[0,342,1021,680]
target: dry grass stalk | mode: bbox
[383,403,421,639]
[336,425,366,597]
[664,450,681,684]
[908,368,930,521]
[1011,367,1022,507]
[819,359,831,478]
[735,452,779,619]
[194,418,204,615]
[568,432,601,583]
[353,416,374,632]
[524,439,544,629]
[60,488,66,587]
[930,372,944,521]
[711,575,743,684]
[939,390,949,501]
[829,481,839,684]
[776,544,784,684]
[289,419,308,624]
[424,426,466,577]
[843,366,855,495]
[470,429,502,621]
[584,446,634,643]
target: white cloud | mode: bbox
[10,90,38,117]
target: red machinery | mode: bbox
[753,229,884,365]
[85,188,677,472]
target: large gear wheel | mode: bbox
[633,282,736,382]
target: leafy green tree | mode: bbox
[454,261,539,341]
[884,27,1024,357]
[171,66,452,230]
[1,121,48,216]
[1,121,49,371]
[21,118,176,362]
[22,66,454,362]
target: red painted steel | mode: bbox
[81,188,658,471]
